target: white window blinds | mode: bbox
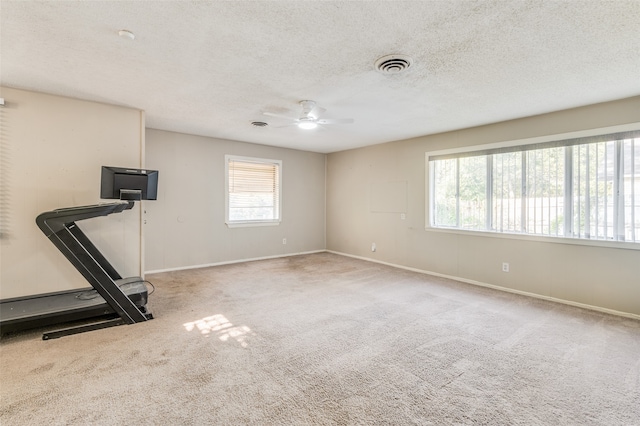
[429,130,640,243]
[226,156,281,225]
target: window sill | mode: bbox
[226,221,281,228]
[424,226,640,251]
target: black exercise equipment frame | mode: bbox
[35,201,152,339]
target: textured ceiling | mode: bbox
[1,1,639,153]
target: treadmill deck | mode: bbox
[0,277,148,334]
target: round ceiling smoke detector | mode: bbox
[251,121,268,127]
[374,54,413,74]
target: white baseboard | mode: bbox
[145,250,326,275]
[327,250,640,321]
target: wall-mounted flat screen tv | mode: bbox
[100,166,159,201]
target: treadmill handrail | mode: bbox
[36,201,134,236]
[34,201,149,328]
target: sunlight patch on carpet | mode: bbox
[183,314,254,347]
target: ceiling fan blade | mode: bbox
[317,118,354,125]
[274,122,300,128]
[263,111,296,121]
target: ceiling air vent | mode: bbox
[374,54,413,74]
[251,121,268,127]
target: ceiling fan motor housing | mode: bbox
[299,100,318,118]
[297,116,318,129]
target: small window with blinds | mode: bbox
[225,155,281,226]
[428,130,640,243]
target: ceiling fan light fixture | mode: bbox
[263,100,352,130]
[298,121,318,130]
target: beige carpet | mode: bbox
[1,252,639,425]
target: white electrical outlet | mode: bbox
[502,262,510,272]
[371,243,376,252]
[400,213,406,220]
[282,238,287,245]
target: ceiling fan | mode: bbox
[263,100,354,130]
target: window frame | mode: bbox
[425,123,640,250]
[225,155,282,228]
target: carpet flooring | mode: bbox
[1,252,639,425]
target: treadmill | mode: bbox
[0,202,152,339]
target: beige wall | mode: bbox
[327,97,640,316]
[3,87,636,317]
[0,87,144,299]
[144,129,326,272]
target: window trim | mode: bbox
[225,155,282,228]
[425,123,640,250]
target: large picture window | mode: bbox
[225,155,281,226]
[428,131,640,243]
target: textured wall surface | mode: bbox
[326,97,640,316]
[0,87,143,298]
[144,129,326,272]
